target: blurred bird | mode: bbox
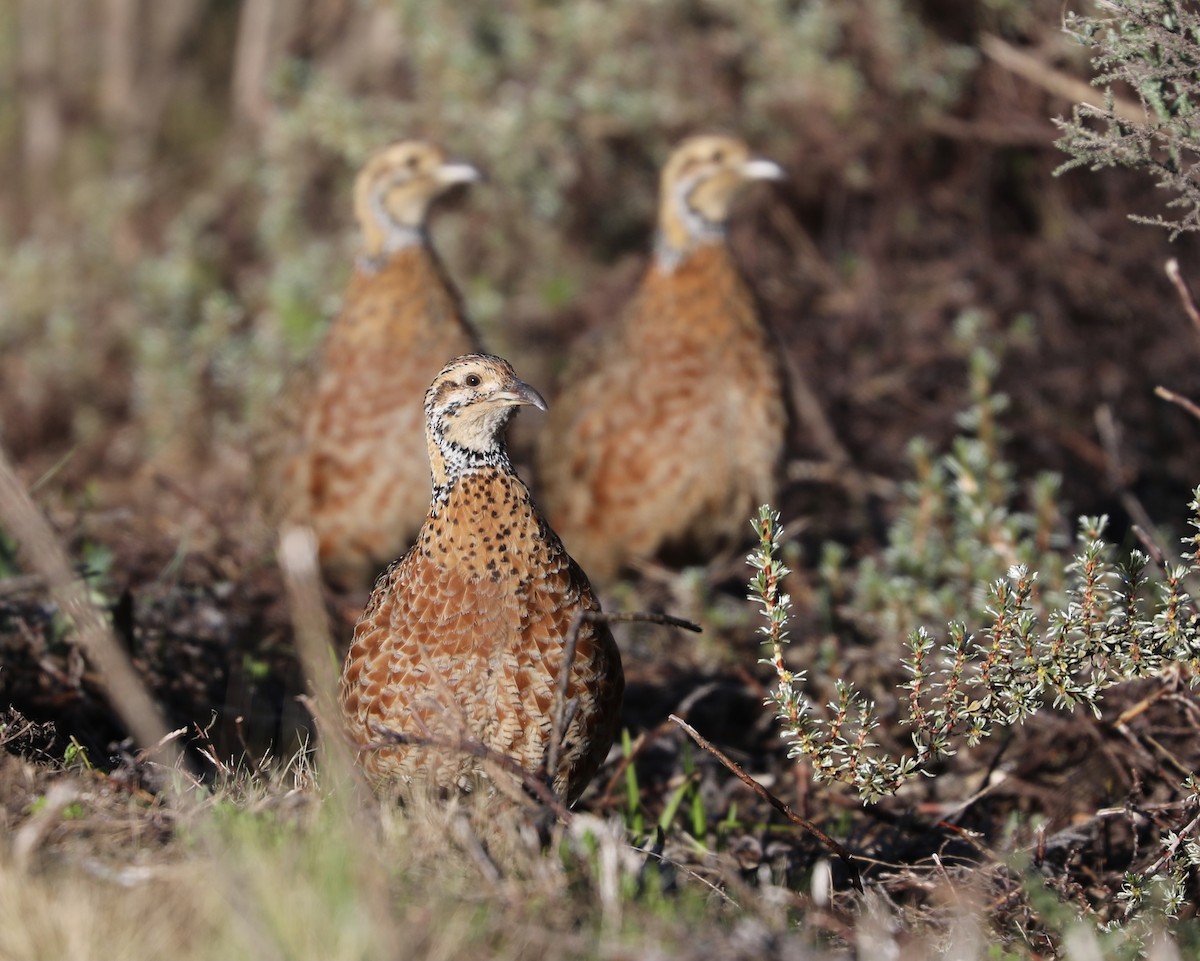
[271,140,482,589]
[339,354,624,804]
[536,134,789,583]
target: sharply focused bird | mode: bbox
[275,140,482,589]
[338,354,624,805]
[536,134,790,583]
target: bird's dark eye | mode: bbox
[464,373,482,387]
[711,149,725,162]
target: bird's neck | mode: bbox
[654,182,727,272]
[649,237,735,281]
[356,224,428,274]
[429,446,516,513]
[427,407,519,509]
[654,221,726,274]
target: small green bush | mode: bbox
[1057,0,1200,236]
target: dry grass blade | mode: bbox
[0,441,188,779]
[274,525,405,951]
[277,524,362,792]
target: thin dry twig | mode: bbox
[636,840,741,908]
[275,527,406,948]
[669,713,862,888]
[981,33,1144,125]
[599,681,720,805]
[367,721,575,823]
[1129,524,1200,620]
[545,607,588,794]
[546,608,702,802]
[1166,258,1200,339]
[135,726,201,787]
[1142,804,1200,877]
[1155,384,1200,422]
[585,610,702,633]
[1155,260,1200,425]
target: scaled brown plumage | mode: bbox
[278,140,482,589]
[537,135,789,582]
[338,354,624,804]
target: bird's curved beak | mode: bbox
[740,158,785,182]
[496,379,548,412]
[436,162,483,187]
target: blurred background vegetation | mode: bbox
[3,0,1197,565]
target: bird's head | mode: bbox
[656,135,783,264]
[424,354,547,487]
[354,140,480,260]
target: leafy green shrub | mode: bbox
[748,321,1200,947]
[1056,0,1200,236]
[761,500,1200,800]
[755,318,1200,799]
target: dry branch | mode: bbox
[547,607,701,805]
[981,33,1144,124]
[669,713,861,888]
[1154,385,1200,421]
[366,722,575,823]
[1166,258,1200,338]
